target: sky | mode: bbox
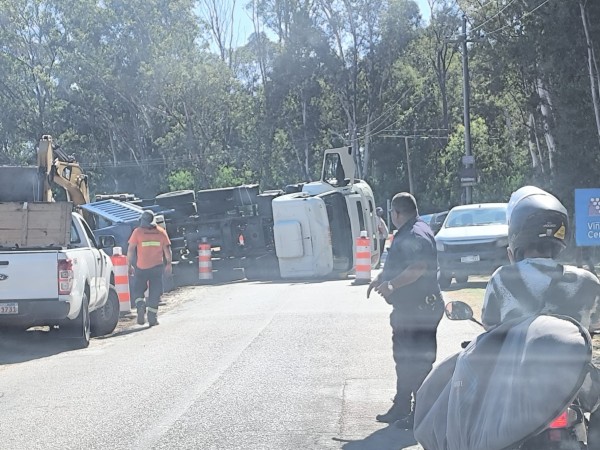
[231,0,432,46]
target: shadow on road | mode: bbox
[0,329,78,365]
[95,326,148,340]
[337,426,418,449]
[0,322,150,364]
[443,281,487,291]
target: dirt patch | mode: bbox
[113,285,202,333]
[442,276,487,321]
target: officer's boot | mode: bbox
[147,307,159,327]
[135,298,146,325]
[376,402,409,423]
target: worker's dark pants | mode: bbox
[132,265,164,312]
[390,297,444,414]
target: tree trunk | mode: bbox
[362,115,372,179]
[527,113,543,173]
[536,79,556,175]
[580,0,600,148]
[301,96,311,181]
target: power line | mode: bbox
[380,135,449,140]
[470,0,520,33]
[81,155,199,169]
[482,0,555,37]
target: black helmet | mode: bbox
[508,188,568,261]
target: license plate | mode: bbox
[0,303,18,314]
[461,255,480,263]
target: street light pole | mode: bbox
[461,14,473,204]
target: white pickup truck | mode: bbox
[0,202,120,348]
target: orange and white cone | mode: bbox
[353,231,372,285]
[111,247,131,313]
[198,240,213,282]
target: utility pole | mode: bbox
[404,136,414,194]
[461,14,474,204]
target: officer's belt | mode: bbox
[424,293,440,306]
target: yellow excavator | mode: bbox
[36,135,90,206]
[0,135,90,213]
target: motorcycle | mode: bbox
[414,301,592,450]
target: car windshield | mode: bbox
[420,214,434,224]
[445,207,507,228]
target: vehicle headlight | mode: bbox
[496,237,508,247]
[436,241,445,251]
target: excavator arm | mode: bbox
[37,135,90,206]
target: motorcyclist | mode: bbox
[482,186,600,448]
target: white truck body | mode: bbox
[272,147,380,278]
[0,203,116,332]
[273,195,334,278]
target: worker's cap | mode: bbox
[376,207,384,216]
[140,210,157,227]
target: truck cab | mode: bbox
[272,147,380,278]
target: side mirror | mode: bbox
[98,235,116,249]
[445,301,474,321]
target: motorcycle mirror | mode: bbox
[445,301,474,321]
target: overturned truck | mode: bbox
[90,147,381,282]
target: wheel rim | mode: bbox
[83,303,90,342]
[100,291,118,322]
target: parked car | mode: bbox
[420,211,448,235]
[420,213,434,225]
[429,210,449,235]
[435,203,509,289]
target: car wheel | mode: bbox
[455,275,468,284]
[60,292,90,348]
[91,286,120,337]
[438,272,452,290]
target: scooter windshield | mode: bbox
[414,314,592,450]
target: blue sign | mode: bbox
[575,189,600,246]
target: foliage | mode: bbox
[0,0,598,213]
[167,170,195,191]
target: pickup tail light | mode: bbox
[548,411,568,429]
[58,259,74,295]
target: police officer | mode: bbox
[127,210,172,327]
[367,192,444,429]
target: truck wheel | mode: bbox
[91,286,120,337]
[438,272,452,290]
[170,202,197,218]
[155,190,196,207]
[244,256,280,281]
[60,292,90,348]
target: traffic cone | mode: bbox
[111,247,131,313]
[198,240,213,282]
[353,231,372,285]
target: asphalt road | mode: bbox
[0,275,480,450]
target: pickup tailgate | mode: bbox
[0,252,59,301]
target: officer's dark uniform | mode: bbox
[381,217,444,416]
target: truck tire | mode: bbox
[244,256,280,281]
[155,190,196,207]
[60,292,91,348]
[91,286,120,337]
[438,272,452,290]
[455,275,468,284]
[170,202,197,218]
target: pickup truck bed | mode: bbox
[0,202,120,347]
